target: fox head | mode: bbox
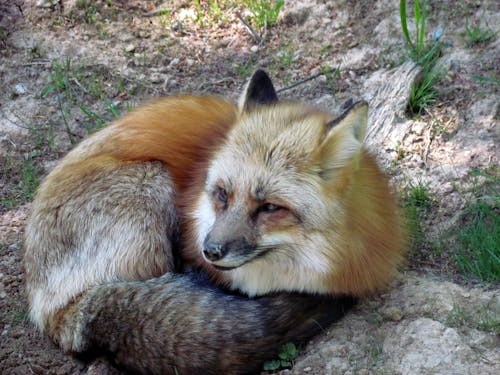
[190,70,404,297]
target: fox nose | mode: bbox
[203,242,226,262]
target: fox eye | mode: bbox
[259,203,281,213]
[216,187,228,204]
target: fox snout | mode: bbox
[202,235,254,268]
[203,241,226,262]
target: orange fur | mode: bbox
[51,95,237,193]
[324,152,406,295]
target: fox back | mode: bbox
[184,70,406,297]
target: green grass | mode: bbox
[454,201,499,283]
[80,100,120,133]
[453,169,499,283]
[9,308,30,324]
[399,0,442,65]
[407,63,445,115]
[234,55,257,78]
[41,57,124,139]
[1,155,39,210]
[181,1,284,32]
[243,0,284,29]
[400,0,445,116]
[71,0,118,25]
[446,302,500,335]
[464,18,496,47]
[262,342,298,371]
[402,180,431,252]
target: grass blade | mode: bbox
[400,0,414,50]
[414,0,420,50]
[419,0,427,51]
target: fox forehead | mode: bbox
[208,104,327,181]
[230,103,330,161]
[210,103,330,177]
[205,103,333,223]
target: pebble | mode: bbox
[250,45,259,53]
[150,73,163,84]
[383,307,404,321]
[14,84,26,95]
[125,44,136,53]
[36,0,59,8]
[169,58,181,67]
[171,21,182,31]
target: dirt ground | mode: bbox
[0,1,498,374]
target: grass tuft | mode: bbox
[400,0,445,116]
[464,18,496,47]
[262,342,298,371]
[399,0,442,65]
[407,63,445,115]
[453,169,499,283]
[244,0,284,29]
[446,303,500,335]
[402,180,431,252]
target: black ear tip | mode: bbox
[251,69,272,82]
[242,69,278,110]
[326,100,369,131]
[342,99,368,113]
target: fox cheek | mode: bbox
[193,194,217,253]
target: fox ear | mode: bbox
[319,101,368,180]
[239,69,278,113]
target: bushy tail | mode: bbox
[63,272,354,375]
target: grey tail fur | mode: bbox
[75,272,355,375]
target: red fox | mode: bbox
[24,70,405,374]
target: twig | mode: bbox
[71,77,89,95]
[235,11,262,44]
[0,136,17,149]
[276,72,324,94]
[22,60,51,66]
[197,78,238,92]
[142,8,168,18]
[56,95,78,144]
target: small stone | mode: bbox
[283,7,311,25]
[14,84,26,95]
[8,243,20,250]
[383,307,404,321]
[185,58,194,66]
[150,73,163,84]
[303,367,312,372]
[169,58,180,67]
[10,328,25,339]
[125,44,136,53]
[171,21,182,31]
[36,0,59,8]
[250,45,259,53]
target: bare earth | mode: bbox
[1,1,498,374]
